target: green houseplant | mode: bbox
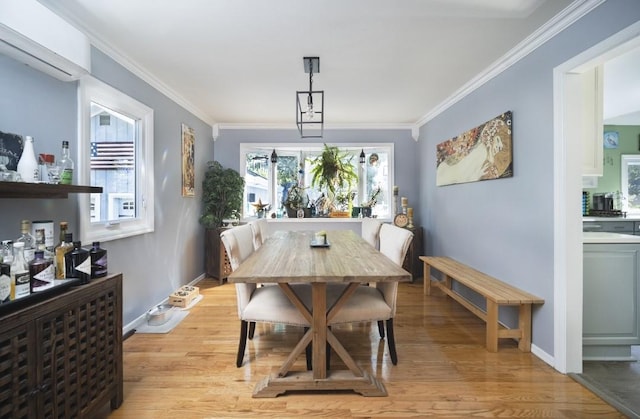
[309,144,358,213]
[199,161,245,228]
[199,161,244,280]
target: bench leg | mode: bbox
[486,300,498,352]
[423,264,431,295]
[518,304,533,352]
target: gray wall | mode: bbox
[0,48,215,326]
[419,0,640,356]
[215,128,421,224]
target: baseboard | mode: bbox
[122,273,206,336]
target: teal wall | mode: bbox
[584,125,640,195]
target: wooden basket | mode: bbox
[168,285,199,308]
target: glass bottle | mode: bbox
[16,220,36,262]
[29,250,54,292]
[0,263,10,304]
[66,241,90,284]
[55,232,74,279]
[34,228,54,261]
[90,241,108,279]
[0,240,13,264]
[10,242,30,300]
[16,135,39,183]
[59,140,74,185]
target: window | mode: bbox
[621,154,640,215]
[239,143,394,219]
[78,77,154,243]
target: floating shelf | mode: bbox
[0,181,102,199]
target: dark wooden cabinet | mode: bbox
[402,226,423,282]
[205,227,232,282]
[0,274,123,418]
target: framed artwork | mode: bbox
[603,131,619,149]
[436,111,513,186]
[181,123,195,197]
[0,130,24,171]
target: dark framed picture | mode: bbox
[0,130,24,171]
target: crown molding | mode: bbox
[414,0,606,130]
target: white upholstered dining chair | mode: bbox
[361,217,382,249]
[327,223,413,365]
[220,224,311,367]
[248,218,268,251]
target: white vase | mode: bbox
[17,136,39,183]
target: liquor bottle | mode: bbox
[59,140,74,185]
[16,220,36,262]
[90,241,108,278]
[16,135,39,183]
[10,242,30,300]
[29,250,54,292]
[66,241,90,284]
[0,240,13,264]
[0,263,10,304]
[55,232,74,279]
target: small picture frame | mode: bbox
[603,131,619,149]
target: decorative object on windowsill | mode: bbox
[352,186,381,218]
[407,207,414,229]
[251,198,270,218]
[283,184,309,218]
[296,56,324,138]
[181,123,195,196]
[309,143,358,215]
[393,185,399,215]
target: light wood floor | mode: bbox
[104,279,624,418]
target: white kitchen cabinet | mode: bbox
[566,65,604,176]
[583,243,640,360]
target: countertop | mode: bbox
[583,232,640,244]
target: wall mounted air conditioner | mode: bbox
[0,0,90,82]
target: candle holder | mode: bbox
[407,207,414,229]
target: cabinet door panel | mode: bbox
[584,248,640,343]
[0,323,36,419]
[36,283,121,418]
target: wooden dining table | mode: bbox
[227,229,411,397]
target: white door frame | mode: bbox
[553,21,640,373]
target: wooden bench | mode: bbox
[420,256,544,352]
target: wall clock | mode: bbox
[393,213,409,228]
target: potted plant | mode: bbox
[199,161,245,279]
[309,144,358,215]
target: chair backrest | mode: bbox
[220,224,257,317]
[377,224,414,317]
[248,218,269,251]
[361,217,382,249]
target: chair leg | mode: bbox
[386,319,398,365]
[377,320,385,338]
[236,320,249,368]
[248,321,256,339]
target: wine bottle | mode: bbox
[0,263,10,304]
[16,220,36,262]
[16,135,39,183]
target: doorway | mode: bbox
[554,21,640,373]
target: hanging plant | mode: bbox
[309,144,358,198]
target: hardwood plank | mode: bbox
[100,279,626,418]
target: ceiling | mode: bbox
[39,0,581,128]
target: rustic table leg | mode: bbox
[424,264,431,295]
[486,300,498,352]
[518,303,532,352]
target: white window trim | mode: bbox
[621,154,640,215]
[78,76,155,243]
[239,142,394,220]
